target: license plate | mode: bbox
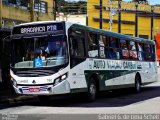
[29,88,40,92]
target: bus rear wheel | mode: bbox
[135,75,141,93]
[87,78,97,102]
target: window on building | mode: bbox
[40,1,48,13]
[139,35,149,39]
[8,0,16,4]
[34,1,48,13]
[2,0,9,5]
[125,34,133,36]
[20,0,28,7]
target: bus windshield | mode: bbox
[11,35,68,68]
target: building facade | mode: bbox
[87,0,160,40]
[0,0,55,29]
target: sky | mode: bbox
[66,0,160,5]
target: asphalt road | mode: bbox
[0,67,160,120]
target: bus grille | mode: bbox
[14,70,55,77]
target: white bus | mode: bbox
[10,21,158,101]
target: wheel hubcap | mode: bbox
[90,84,96,95]
[136,81,140,91]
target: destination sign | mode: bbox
[12,22,64,34]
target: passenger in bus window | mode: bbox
[144,44,152,60]
[138,43,144,60]
[102,36,107,46]
[106,48,109,59]
[87,32,98,57]
[88,32,96,49]
[110,37,116,48]
[99,36,106,58]
[129,41,137,59]
[120,39,129,59]
[129,41,136,50]
[30,51,34,60]
[40,48,46,60]
[109,48,117,59]
[102,36,109,58]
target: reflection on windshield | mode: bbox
[11,35,68,68]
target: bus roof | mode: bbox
[13,21,65,27]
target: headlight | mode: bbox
[13,80,17,87]
[61,74,67,80]
[10,76,17,87]
[54,73,68,86]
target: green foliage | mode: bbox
[56,0,87,15]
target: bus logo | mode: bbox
[32,80,36,84]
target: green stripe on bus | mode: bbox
[84,70,139,90]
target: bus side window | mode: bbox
[151,45,156,61]
[137,43,144,61]
[70,37,78,56]
[129,41,138,60]
[120,39,129,59]
[108,37,120,59]
[98,35,106,58]
[87,32,98,57]
[144,44,152,61]
[70,32,85,57]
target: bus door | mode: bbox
[68,28,87,89]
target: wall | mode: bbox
[87,0,160,40]
[0,0,55,28]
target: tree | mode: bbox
[56,0,87,15]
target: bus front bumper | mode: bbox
[12,80,70,95]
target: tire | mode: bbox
[135,75,141,93]
[87,78,97,102]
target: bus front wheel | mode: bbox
[135,75,141,93]
[87,78,97,102]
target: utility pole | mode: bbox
[29,0,34,22]
[151,5,154,40]
[0,0,2,28]
[135,2,138,37]
[100,0,102,29]
[53,0,56,20]
[109,0,113,31]
[108,0,117,31]
[36,0,40,21]
[118,0,121,33]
